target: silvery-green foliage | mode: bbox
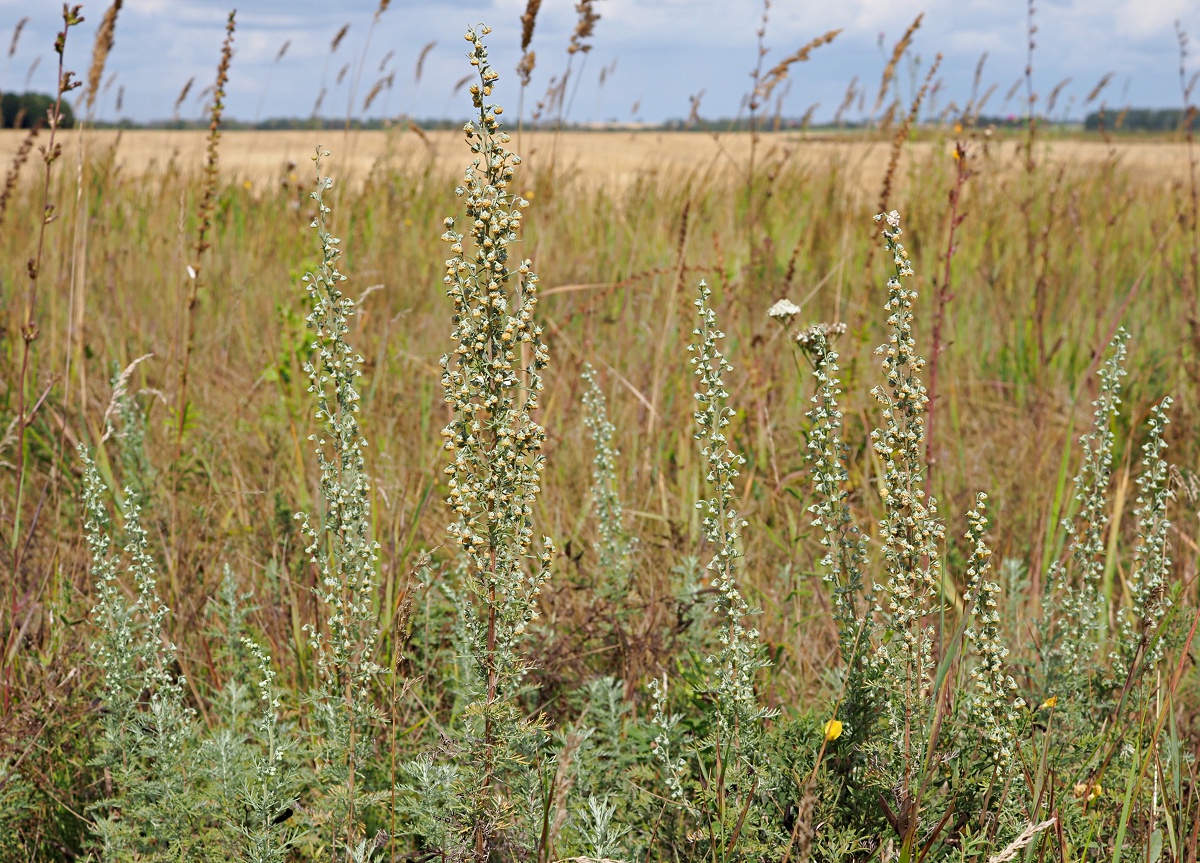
[294,147,388,849]
[395,755,459,852]
[0,759,34,860]
[1117,396,1176,676]
[647,674,689,806]
[1046,330,1128,693]
[582,363,637,591]
[237,637,301,863]
[578,795,630,859]
[82,447,202,860]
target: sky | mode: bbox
[1,0,1197,126]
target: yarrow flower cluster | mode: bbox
[767,297,802,320]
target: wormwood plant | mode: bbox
[295,147,388,854]
[81,153,389,862]
[648,281,777,861]
[397,25,555,863]
[787,211,1181,859]
[582,363,637,595]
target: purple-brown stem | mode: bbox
[6,6,82,705]
[926,141,971,480]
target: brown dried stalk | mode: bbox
[1084,71,1114,107]
[878,53,941,215]
[331,23,350,53]
[362,72,393,112]
[172,76,194,118]
[568,0,600,55]
[926,141,972,476]
[176,10,235,450]
[517,0,542,86]
[755,29,841,105]
[414,40,435,84]
[8,2,82,683]
[84,0,122,115]
[873,12,923,116]
[1178,23,1200,383]
[7,17,28,58]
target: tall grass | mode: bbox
[0,8,1197,863]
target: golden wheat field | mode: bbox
[2,128,1195,190]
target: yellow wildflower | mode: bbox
[824,719,843,741]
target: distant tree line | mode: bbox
[1,92,75,129]
[1084,108,1194,132]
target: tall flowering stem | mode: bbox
[438,25,554,859]
[690,281,764,723]
[803,329,871,653]
[295,148,383,850]
[962,493,1023,763]
[582,364,636,584]
[1049,331,1127,688]
[1119,397,1175,675]
[870,211,945,773]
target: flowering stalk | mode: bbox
[869,211,945,765]
[1119,397,1175,675]
[1048,331,1127,688]
[438,25,554,860]
[582,363,636,593]
[962,493,1023,763]
[295,147,383,852]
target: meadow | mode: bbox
[1,7,1200,863]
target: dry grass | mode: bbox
[1,110,1198,857]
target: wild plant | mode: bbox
[648,281,776,861]
[574,363,652,685]
[80,146,394,861]
[176,9,236,453]
[582,363,637,596]
[81,447,203,860]
[790,211,1182,858]
[396,25,555,862]
[9,3,81,592]
[294,146,388,855]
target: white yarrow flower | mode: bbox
[767,298,802,320]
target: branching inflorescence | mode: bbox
[295,148,385,849]
[690,281,768,726]
[437,24,554,858]
[1049,331,1127,687]
[869,211,945,725]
